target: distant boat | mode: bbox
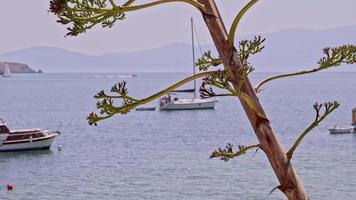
[159,18,217,110]
[2,64,11,77]
[329,108,356,134]
[329,125,355,134]
[117,74,138,78]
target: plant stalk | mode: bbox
[198,0,308,199]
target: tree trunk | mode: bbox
[198,1,308,199]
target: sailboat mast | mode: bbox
[191,17,196,99]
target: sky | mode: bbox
[0,0,355,55]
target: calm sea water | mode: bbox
[0,72,355,200]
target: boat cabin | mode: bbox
[0,120,10,134]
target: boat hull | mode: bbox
[160,99,216,110]
[0,134,57,152]
[329,127,354,134]
[135,107,156,111]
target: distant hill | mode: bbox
[0,62,36,73]
[0,25,355,72]
[249,25,356,72]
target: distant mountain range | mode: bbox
[0,25,355,72]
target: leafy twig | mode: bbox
[195,51,222,71]
[199,82,234,99]
[49,0,207,36]
[256,44,356,92]
[210,143,260,162]
[199,68,264,118]
[195,36,264,72]
[286,101,340,162]
[238,35,265,69]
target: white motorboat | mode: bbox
[329,125,355,134]
[0,119,60,151]
[2,64,11,77]
[328,108,356,134]
[159,18,217,111]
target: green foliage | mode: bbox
[49,0,207,36]
[195,51,222,71]
[210,143,260,162]
[195,36,265,72]
[238,35,265,70]
[49,0,126,36]
[318,44,356,68]
[199,65,253,98]
[199,70,232,98]
[201,70,232,91]
[198,67,265,118]
[88,81,138,125]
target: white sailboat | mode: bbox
[159,18,217,110]
[2,64,11,77]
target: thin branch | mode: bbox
[123,0,136,7]
[199,68,265,118]
[210,143,260,162]
[108,0,118,7]
[124,0,207,13]
[199,82,234,98]
[255,67,320,92]
[268,185,282,196]
[227,0,259,48]
[286,101,340,161]
[195,50,222,71]
[95,90,139,102]
[211,93,235,97]
[87,71,215,125]
[256,44,356,92]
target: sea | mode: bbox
[0,72,355,200]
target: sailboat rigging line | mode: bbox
[191,17,197,99]
[192,19,204,57]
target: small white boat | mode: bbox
[2,64,11,77]
[159,95,217,110]
[329,125,355,134]
[118,74,138,78]
[0,119,60,151]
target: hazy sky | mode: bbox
[1,0,355,55]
